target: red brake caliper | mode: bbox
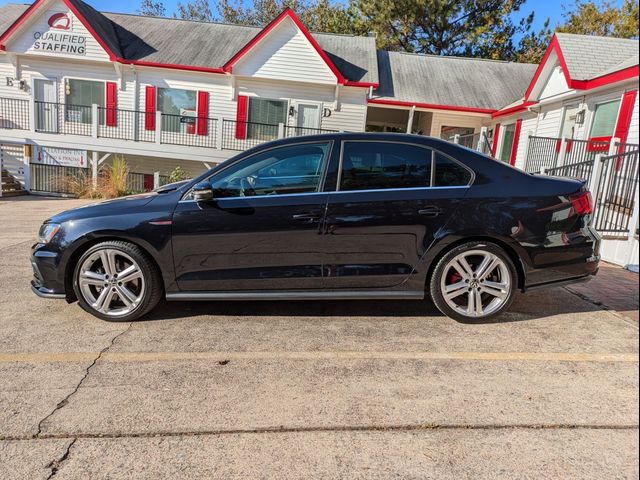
[448,272,462,285]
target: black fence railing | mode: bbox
[221,119,279,151]
[35,101,94,136]
[30,163,88,195]
[592,149,640,236]
[525,136,560,172]
[284,125,338,138]
[160,114,217,148]
[96,107,154,143]
[543,158,595,182]
[0,97,29,130]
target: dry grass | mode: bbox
[58,155,132,199]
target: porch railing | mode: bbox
[447,128,492,155]
[525,135,613,173]
[0,96,337,152]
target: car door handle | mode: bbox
[292,213,321,222]
[418,206,443,217]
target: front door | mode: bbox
[297,103,321,133]
[33,79,58,133]
[322,140,471,290]
[172,141,334,292]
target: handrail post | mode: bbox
[91,104,98,138]
[540,166,547,175]
[453,134,460,144]
[153,171,160,190]
[216,118,224,150]
[557,137,567,167]
[278,122,285,139]
[477,127,488,152]
[589,154,605,211]
[91,151,98,188]
[29,97,36,132]
[155,111,162,144]
[608,137,620,156]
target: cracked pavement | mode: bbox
[0,196,638,479]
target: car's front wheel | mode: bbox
[430,241,517,322]
[73,241,162,322]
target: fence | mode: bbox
[30,163,88,195]
[525,136,560,172]
[0,97,30,130]
[542,159,594,182]
[525,136,613,173]
[446,130,492,155]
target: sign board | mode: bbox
[33,146,88,168]
[31,13,87,56]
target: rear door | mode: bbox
[322,140,472,290]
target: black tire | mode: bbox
[429,241,517,322]
[72,240,163,322]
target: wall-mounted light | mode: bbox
[19,80,27,91]
[575,109,585,125]
[289,106,295,117]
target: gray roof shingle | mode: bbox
[555,33,639,81]
[374,51,538,110]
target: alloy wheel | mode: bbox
[440,249,511,318]
[77,248,146,318]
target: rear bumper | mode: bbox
[523,253,600,292]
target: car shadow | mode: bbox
[140,288,605,325]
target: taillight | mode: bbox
[569,191,593,215]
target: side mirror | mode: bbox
[192,181,214,202]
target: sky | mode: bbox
[0,0,627,35]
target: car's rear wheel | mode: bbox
[430,241,517,322]
[73,241,162,322]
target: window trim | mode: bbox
[180,139,335,201]
[64,77,107,124]
[247,96,290,134]
[588,97,622,139]
[336,139,475,193]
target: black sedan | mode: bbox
[31,133,600,322]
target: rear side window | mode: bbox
[340,141,432,191]
[433,152,473,187]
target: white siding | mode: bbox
[322,86,367,132]
[5,0,110,62]
[233,16,336,85]
[533,103,563,138]
[539,65,569,101]
[429,112,484,137]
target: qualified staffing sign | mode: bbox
[31,13,87,56]
[33,146,88,168]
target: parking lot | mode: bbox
[0,196,638,479]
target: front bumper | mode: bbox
[30,281,66,299]
[30,245,67,299]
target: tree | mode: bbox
[557,0,639,38]
[138,0,166,17]
[176,0,214,21]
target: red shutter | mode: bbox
[491,123,500,156]
[144,85,156,131]
[196,91,209,136]
[509,119,523,166]
[235,95,248,139]
[614,90,637,145]
[105,82,117,127]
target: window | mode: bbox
[158,88,197,133]
[340,142,432,191]
[207,142,330,197]
[590,99,621,137]
[248,98,287,140]
[65,79,104,124]
[433,152,472,187]
[499,123,516,163]
[441,126,474,141]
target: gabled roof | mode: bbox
[0,1,378,84]
[372,51,538,112]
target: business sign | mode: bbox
[31,13,86,56]
[33,146,88,168]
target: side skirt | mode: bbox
[166,290,425,301]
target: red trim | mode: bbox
[222,8,347,85]
[586,136,612,152]
[105,81,117,127]
[144,85,156,131]
[492,101,536,119]
[491,123,501,156]
[613,90,637,144]
[196,91,209,136]
[509,119,522,166]
[524,34,639,102]
[344,81,379,88]
[235,95,248,139]
[368,98,495,114]
[0,0,47,49]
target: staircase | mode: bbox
[1,168,26,197]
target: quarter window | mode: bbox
[207,142,330,198]
[157,88,197,134]
[433,152,473,187]
[248,98,287,140]
[65,79,104,124]
[340,142,432,191]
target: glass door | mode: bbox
[499,123,516,163]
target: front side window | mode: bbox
[207,142,330,197]
[499,123,516,163]
[65,79,104,124]
[248,98,287,140]
[590,99,621,137]
[340,142,432,191]
[158,88,197,133]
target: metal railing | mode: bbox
[160,114,217,148]
[284,124,338,138]
[96,107,154,143]
[30,163,88,195]
[592,149,639,236]
[0,97,29,130]
[447,130,492,155]
[525,136,612,173]
[525,136,560,172]
[542,158,595,182]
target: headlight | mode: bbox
[38,223,61,244]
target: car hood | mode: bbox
[46,193,159,224]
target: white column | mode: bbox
[92,151,98,188]
[22,144,31,192]
[557,137,568,167]
[216,117,224,150]
[155,111,162,144]
[278,122,285,139]
[588,154,605,207]
[91,104,99,138]
[153,171,160,189]
[406,106,415,134]
[453,134,460,144]
[477,126,488,152]
[608,137,620,156]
